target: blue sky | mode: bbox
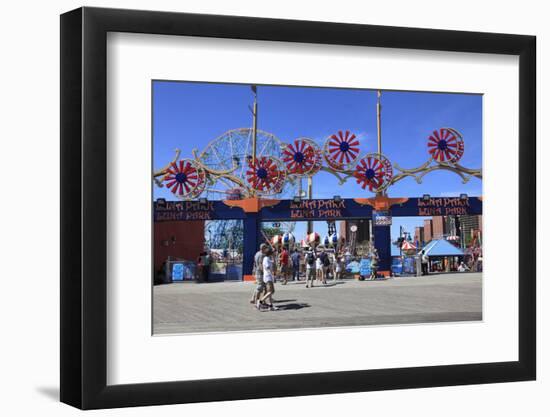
[153,81,482,241]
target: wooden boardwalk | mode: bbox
[153,273,482,335]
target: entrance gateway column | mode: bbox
[374,225,392,272]
[242,214,262,281]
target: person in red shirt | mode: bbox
[278,247,291,285]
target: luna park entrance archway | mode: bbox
[154,195,482,281]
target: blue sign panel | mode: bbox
[171,262,195,281]
[390,197,482,217]
[391,258,403,275]
[359,258,371,277]
[154,197,481,222]
[403,257,416,274]
[171,263,184,281]
[346,261,360,274]
[154,200,246,221]
[260,199,372,221]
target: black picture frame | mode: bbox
[60,6,536,410]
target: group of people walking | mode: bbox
[304,248,344,287]
[250,243,345,311]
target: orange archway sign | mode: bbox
[354,195,409,211]
[222,197,281,213]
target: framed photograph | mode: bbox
[60,6,536,410]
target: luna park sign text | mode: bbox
[417,197,471,216]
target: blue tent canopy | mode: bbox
[390,239,463,257]
[422,239,464,257]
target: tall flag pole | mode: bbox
[376,90,382,156]
[371,90,384,249]
[307,175,313,235]
[376,90,384,199]
[251,85,258,167]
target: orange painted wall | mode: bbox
[154,220,205,272]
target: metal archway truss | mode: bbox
[316,127,481,193]
[154,126,482,199]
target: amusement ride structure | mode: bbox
[154,88,481,203]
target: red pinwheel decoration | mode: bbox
[354,154,393,192]
[324,130,360,170]
[163,159,206,198]
[282,138,322,176]
[246,156,284,194]
[427,128,465,164]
